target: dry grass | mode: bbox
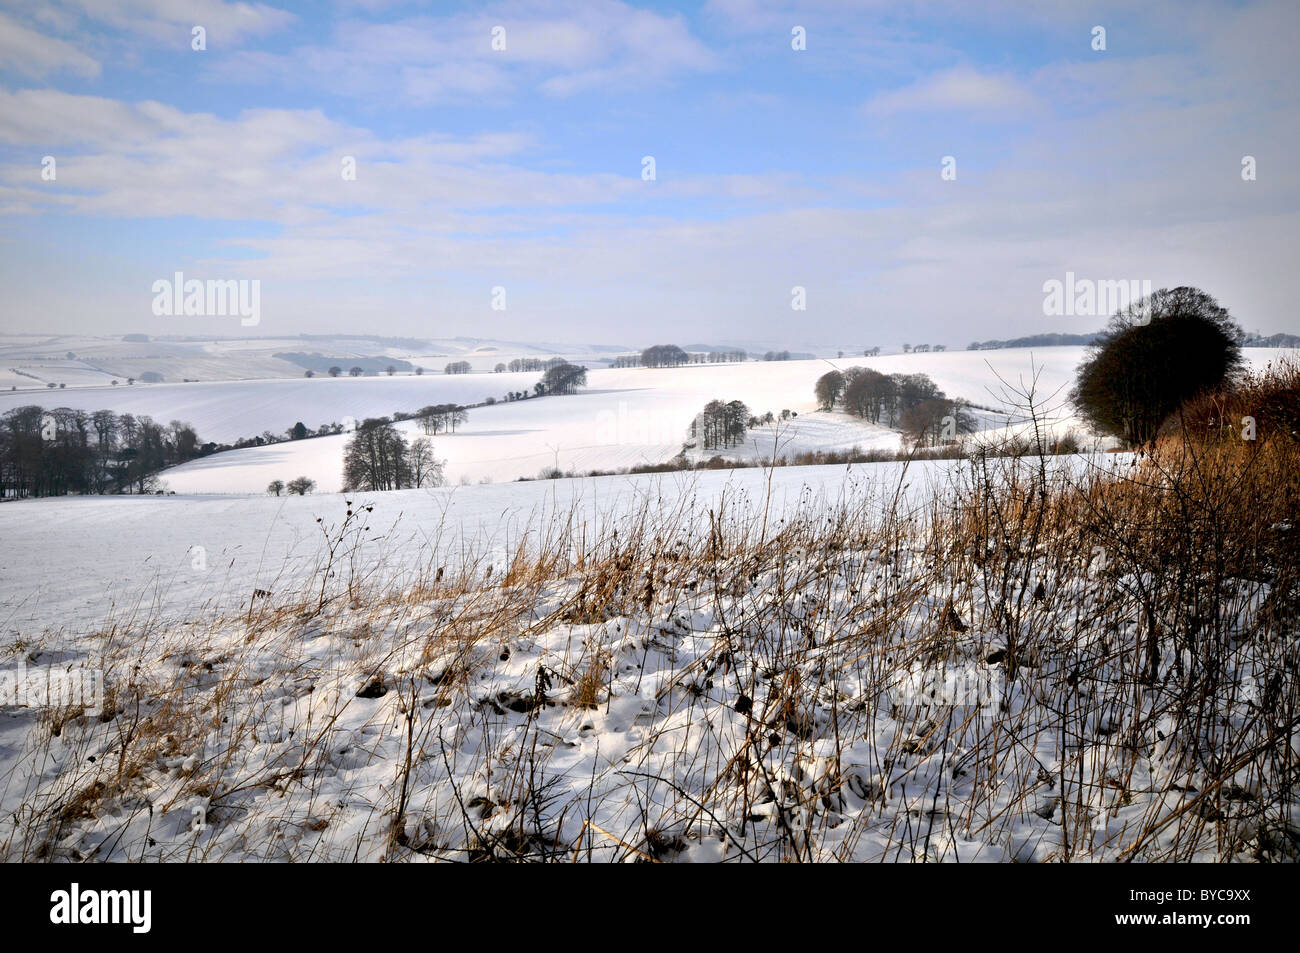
[1,369,1297,863]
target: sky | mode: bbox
[0,0,1297,347]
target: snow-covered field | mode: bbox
[1,460,1010,640]
[143,347,1289,492]
[2,450,1289,863]
[0,333,629,392]
[1,348,1294,864]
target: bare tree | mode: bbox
[343,419,410,491]
[407,437,446,488]
[286,476,316,495]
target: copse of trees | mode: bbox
[707,349,747,363]
[818,367,969,439]
[691,399,751,449]
[614,349,744,368]
[641,344,690,368]
[415,404,468,435]
[343,419,409,491]
[0,405,202,498]
[843,368,895,422]
[539,362,588,396]
[507,357,546,373]
[444,361,472,375]
[1072,287,1244,447]
[342,419,446,491]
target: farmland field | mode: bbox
[5,346,1289,491]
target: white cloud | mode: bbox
[215,1,715,103]
[0,11,100,78]
[864,66,1039,116]
[62,0,294,45]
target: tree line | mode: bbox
[613,347,748,368]
[500,357,573,373]
[0,404,203,498]
[635,345,751,367]
[414,404,468,435]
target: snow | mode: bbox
[0,331,1288,862]
[4,451,1280,864]
[0,462,978,638]
[138,347,1286,492]
[0,333,632,391]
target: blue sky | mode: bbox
[1,0,1297,346]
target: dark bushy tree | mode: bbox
[814,370,844,410]
[1072,287,1243,446]
[286,476,316,495]
[844,368,894,422]
[541,362,588,395]
[640,344,689,368]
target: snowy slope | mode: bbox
[0,333,631,390]
[152,348,1288,492]
[12,450,1268,867]
[0,460,1013,639]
